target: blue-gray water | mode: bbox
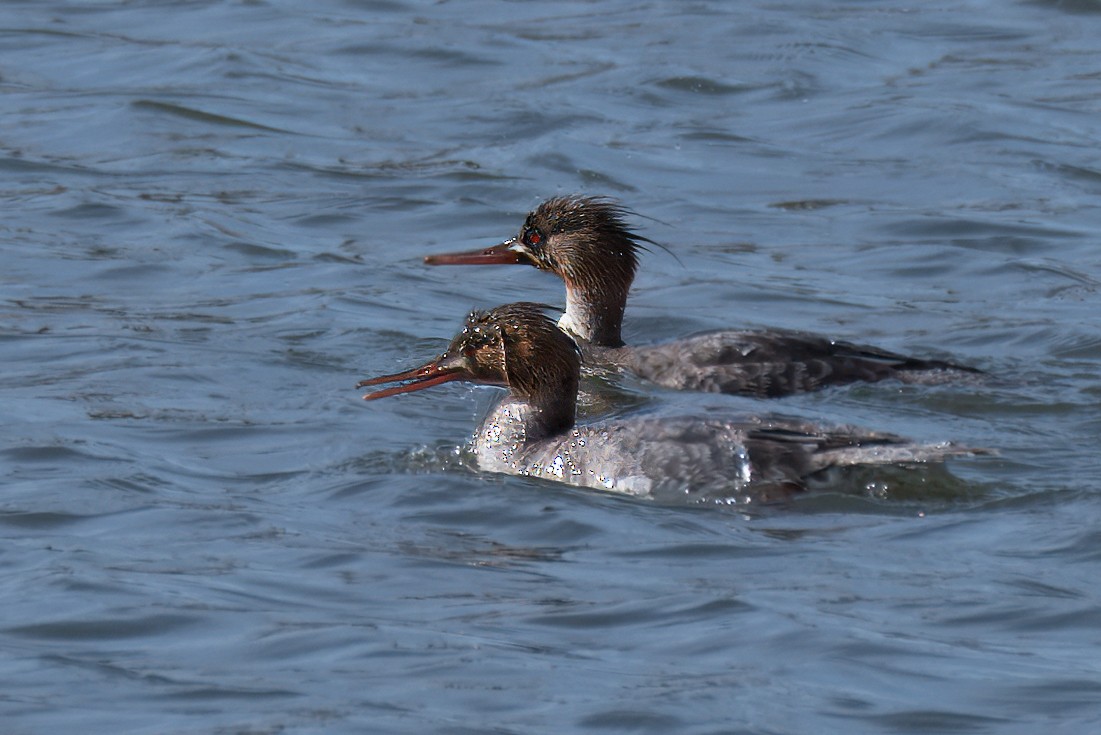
[3,1,1100,733]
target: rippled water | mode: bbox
[3,1,1100,732]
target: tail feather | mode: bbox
[813,442,994,471]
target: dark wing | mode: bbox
[623,329,980,398]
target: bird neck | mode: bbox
[558,280,628,348]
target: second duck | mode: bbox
[425,195,980,398]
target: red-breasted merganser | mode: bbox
[357,303,983,503]
[424,196,980,398]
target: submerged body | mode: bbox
[425,196,980,398]
[601,330,970,398]
[474,400,963,502]
[359,303,984,503]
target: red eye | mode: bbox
[528,231,542,245]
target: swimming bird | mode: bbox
[357,303,983,503]
[424,196,980,398]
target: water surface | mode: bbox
[2,1,1100,733]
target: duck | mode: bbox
[424,196,980,398]
[357,302,984,503]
